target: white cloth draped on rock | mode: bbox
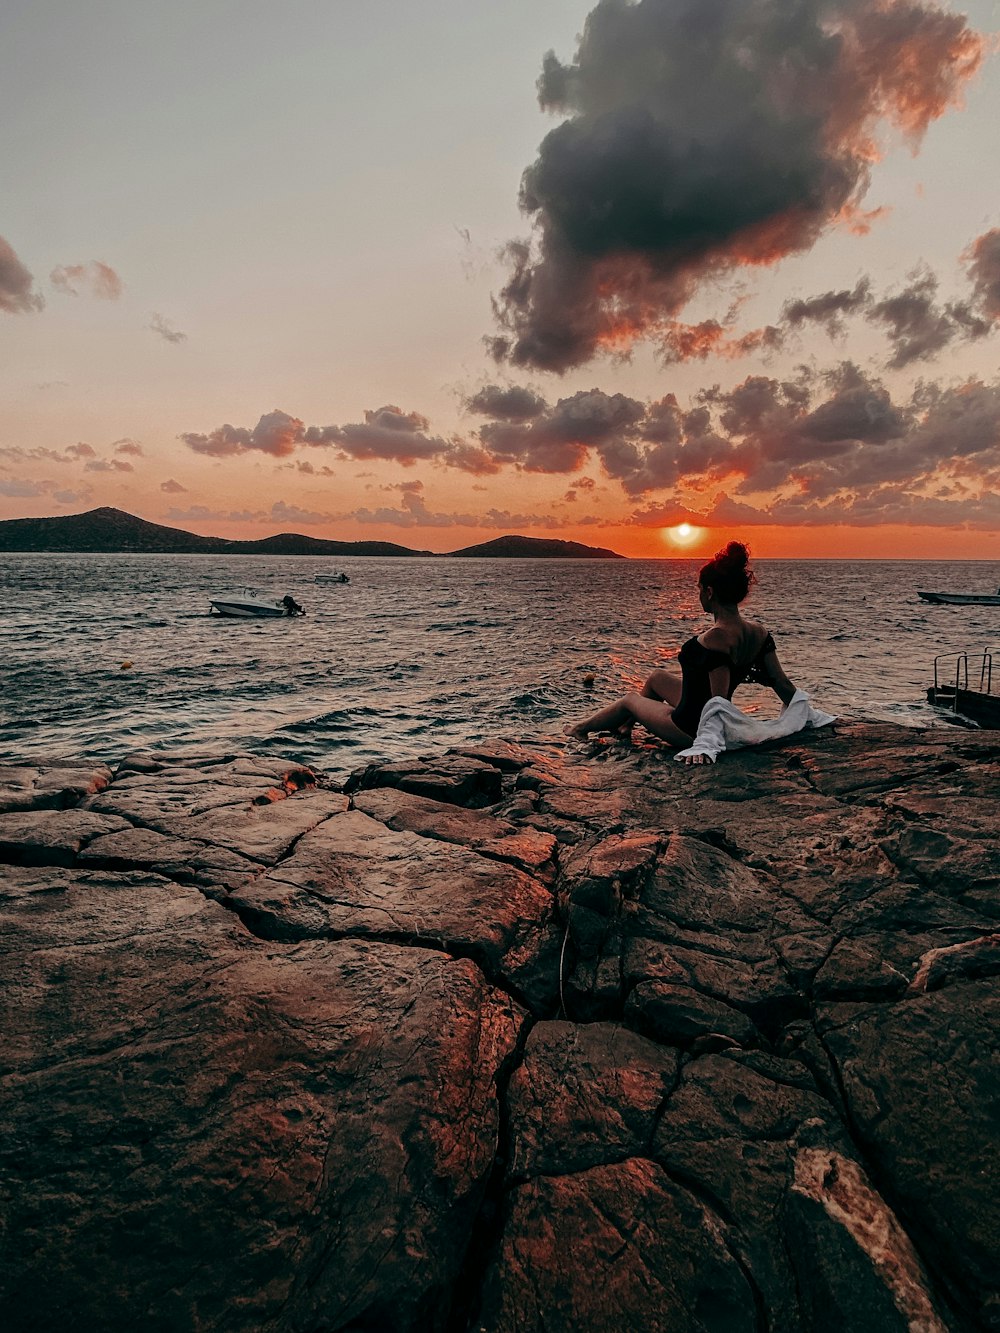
[673,689,837,764]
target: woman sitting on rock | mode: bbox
[566,541,797,764]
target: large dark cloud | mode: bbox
[0,236,44,314]
[491,0,983,371]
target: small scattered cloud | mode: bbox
[0,442,95,464]
[781,280,872,337]
[149,312,187,343]
[50,261,123,300]
[160,478,187,494]
[0,477,92,504]
[84,457,133,473]
[113,438,143,457]
[964,228,1000,322]
[0,235,44,314]
[0,478,49,498]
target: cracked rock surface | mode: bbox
[0,725,998,1332]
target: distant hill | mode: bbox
[0,507,625,559]
[448,535,624,559]
[0,508,432,556]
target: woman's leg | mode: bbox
[641,668,682,706]
[614,667,682,736]
[567,692,694,747]
[565,695,636,738]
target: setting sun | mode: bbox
[662,523,702,549]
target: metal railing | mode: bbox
[931,648,996,711]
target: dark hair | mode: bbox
[699,540,755,604]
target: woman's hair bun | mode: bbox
[715,540,750,568]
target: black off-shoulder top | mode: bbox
[671,632,777,738]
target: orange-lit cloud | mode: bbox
[50,261,123,300]
[490,0,984,370]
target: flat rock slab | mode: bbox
[0,807,131,864]
[343,754,504,805]
[0,761,111,813]
[352,786,558,880]
[0,864,523,1332]
[84,761,348,864]
[227,808,560,1009]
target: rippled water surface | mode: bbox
[2,554,998,779]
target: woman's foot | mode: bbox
[564,723,590,739]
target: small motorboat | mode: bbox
[927,648,1000,727]
[315,571,350,584]
[209,588,306,618]
[918,589,1000,606]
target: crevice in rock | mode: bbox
[446,1014,535,1333]
[218,895,546,1015]
[655,1163,770,1333]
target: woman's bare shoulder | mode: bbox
[699,624,733,650]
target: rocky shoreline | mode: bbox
[1,722,998,1332]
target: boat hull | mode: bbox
[210,600,288,618]
[927,686,1000,727]
[918,591,1000,605]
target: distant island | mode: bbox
[0,507,626,559]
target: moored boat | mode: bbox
[918,589,1000,606]
[927,649,1000,727]
[315,571,350,584]
[209,588,305,618]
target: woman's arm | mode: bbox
[707,664,732,699]
[761,650,796,705]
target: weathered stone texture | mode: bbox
[1,723,998,1331]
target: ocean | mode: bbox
[2,553,998,781]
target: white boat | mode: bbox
[315,571,350,584]
[209,588,305,618]
[918,589,1000,606]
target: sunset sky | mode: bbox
[3,0,1000,558]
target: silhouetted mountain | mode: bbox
[0,507,625,558]
[447,535,624,559]
[227,532,431,557]
[0,508,432,556]
[0,507,229,553]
